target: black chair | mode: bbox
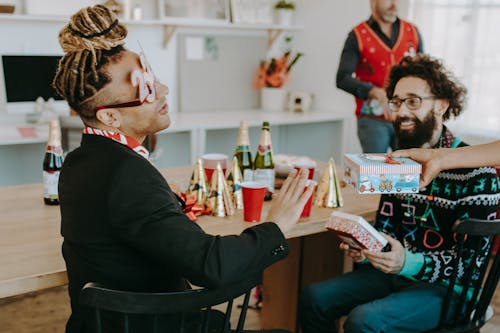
[80,273,291,333]
[426,218,500,333]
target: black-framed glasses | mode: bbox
[388,95,436,112]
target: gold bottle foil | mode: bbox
[314,158,339,208]
[186,158,208,205]
[47,119,62,147]
[227,156,244,210]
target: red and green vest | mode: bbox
[353,19,420,118]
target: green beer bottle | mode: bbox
[253,121,275,201]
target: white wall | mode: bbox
[0,0,413,156]
[0,0,178,114]
[290,0,411,154]
[290,0,370,154]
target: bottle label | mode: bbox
[253,169,275,193]
[236,145,251,152]
[43,171,60,199]
[46,145,63,156]
[361,99,384,116]
[243,169,254,182]
[257,145,272,154]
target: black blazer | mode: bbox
[59,134,289,332]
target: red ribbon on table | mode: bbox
[179,192,212,221]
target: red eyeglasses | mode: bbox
[95,80,155,111]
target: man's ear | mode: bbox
[95,108,122,128]
[434,99,450,117]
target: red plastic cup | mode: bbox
[202,153,228,182]
[241,181,267,222]
[293,162,316,180]
[300,180,317,218]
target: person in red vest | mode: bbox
[336,0,423,153]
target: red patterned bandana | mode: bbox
[83,126,150,160]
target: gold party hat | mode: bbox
[314,158,342,208]
[207,162,235,217]
[227,156,244,210]
[186,158,208,205]
[332,161,344,207]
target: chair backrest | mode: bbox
[79,274,261,333]
[437,218,500,331]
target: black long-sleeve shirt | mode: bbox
[60,134,289,332]
[336,17,424,100]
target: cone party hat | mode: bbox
[227,156,244,210]
[186,158,209,205]
[314,158,343,208]
[207,162,235,217]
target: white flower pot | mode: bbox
[275,9,294,26]
[261,87,288,111]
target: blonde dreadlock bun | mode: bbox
[58,4,127,55]
[53,4,128,120]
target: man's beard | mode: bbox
[381,13,397,23]
[394,111,436,149]
[378,4,397,23]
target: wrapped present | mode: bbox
[343,154,421,194]
[178,192,211,222]
[314,158,343,208]
[326,211,388,252]
[226,156,244,210]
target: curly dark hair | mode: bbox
[386,54,467,121]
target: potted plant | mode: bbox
[253,40,303,111]
[274,1,295,26]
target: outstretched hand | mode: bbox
[265,169,314,234]
[391,148,443,188]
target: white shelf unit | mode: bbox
[0,14,302,48]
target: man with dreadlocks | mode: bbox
[54,5,313,332]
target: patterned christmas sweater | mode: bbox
[374,128,500,285]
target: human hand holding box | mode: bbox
[325,211,388,251]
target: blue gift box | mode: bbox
[343,154,422,194]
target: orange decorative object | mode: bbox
[384,155,401,164]
[253,51,302,89]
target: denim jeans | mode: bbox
[298,265,448,333]
[357,116,396,153]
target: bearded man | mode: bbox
[299,55,500,333]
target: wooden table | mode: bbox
[0,166,379,331]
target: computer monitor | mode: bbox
[1,54,68,114]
